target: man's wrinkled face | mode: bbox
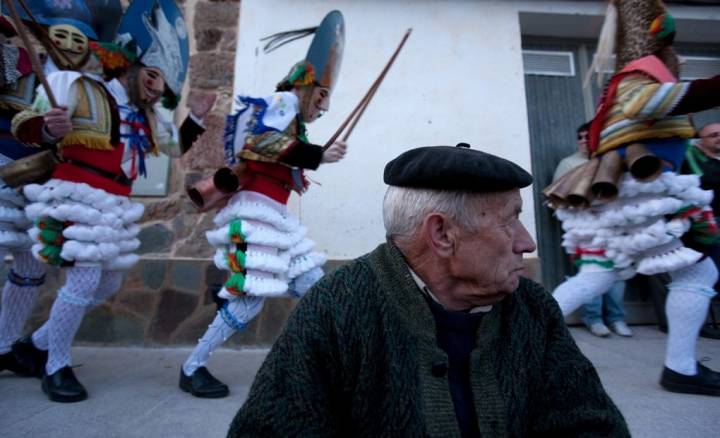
[299,86,330,123]
[699,123,720,157]
[137,67,166,107]
[48,24,89,68]
[450,190,536,306]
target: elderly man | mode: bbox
[227,144,629,437]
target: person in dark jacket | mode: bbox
[227,144,629,437]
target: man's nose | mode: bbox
[515,223,536,254]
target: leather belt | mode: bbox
[63,159,132,187]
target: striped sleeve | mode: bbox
[619,75,690,120]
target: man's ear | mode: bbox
[423,213,455,258]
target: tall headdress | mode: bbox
[269,10,345,94]
[2,0,122,41]
[587,0,676,87]
[114,0,189,97]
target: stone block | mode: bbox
[141,196,184,222]
[141,260,167,290]
[76,305,146,345]
[254,297,297,346]
[169,261,203,293]
[220,28,237,52]
[194,1,239,29]
[137,224,174,254]
[189,53,235,90]
[174,214,216,258]
[196,28,222,51]
[117,289,159,321]
[169,304,216,344]
[147,288,199,343]
[179,112,226,170]
[205,263,227,287]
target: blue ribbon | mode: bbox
[119,107,153,178]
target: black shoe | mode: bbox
[660,363,720,396]
[42,366,88,403]
[0,351,35,377]
[11,336,48,378]
[179,366,229,398]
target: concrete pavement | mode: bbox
[1,326,719,437]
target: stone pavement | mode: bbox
[1,326,718,437]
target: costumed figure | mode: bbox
[180,11,348,398]
[547,0,720,395]
[0,0,122,376]
[8,0,189,402]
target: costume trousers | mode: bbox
[0,249,45,353]
[182,266,323,376]
[553,259,717,376]
[33,268,124,374]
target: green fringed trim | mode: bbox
[297,120,309,143]
[39,245,64,266]
[690,222,720,245]
[38,229,63,246]
[36,217,64,231]
[227,251,247,273]
[228,219,246,244]
[574,259,614,269]
[224,272,246,296]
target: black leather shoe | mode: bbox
[42,366,88,403]
[660,363,720,396]
[179,366,229,398]
[11,336,48,378]
[0,351,35,376]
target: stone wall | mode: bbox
[138,0,240,260]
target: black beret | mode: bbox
[384,143,532,192]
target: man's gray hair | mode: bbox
[382,186,487,240]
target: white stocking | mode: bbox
[665,258,718,375]
[32,270,124,351]
[0,250,45,353]
[182,295,265,376]
[552,267,621,316]
[45,266,102,375]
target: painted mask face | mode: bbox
[47,24,89,69]
[137,67,166,107]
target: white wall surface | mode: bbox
[235,0,536,259]
[233,0,719,260]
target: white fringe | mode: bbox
[213,191,300,232]
[24,179,143,269]
[206,218,306,249]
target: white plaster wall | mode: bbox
[233,0,720,260]
[235,0,535,259]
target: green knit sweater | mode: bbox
[228,243,630,437]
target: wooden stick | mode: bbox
[323,28,412,150]
[5,0,58,107]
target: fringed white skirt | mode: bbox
[23,178,144,270]
[556,172,713,279]
[0,153,32,250]
[209,190,326,299]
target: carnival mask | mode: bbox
[299,85,330,123]
[47,24,90,69]
[127,65,166,109]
